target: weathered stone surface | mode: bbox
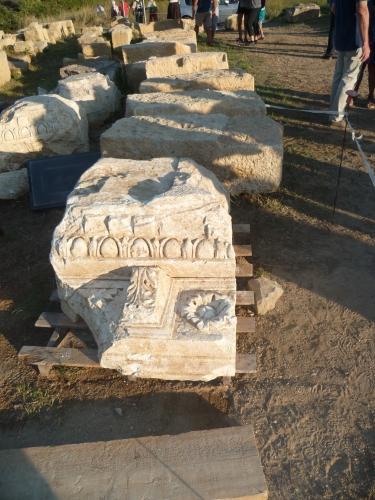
[0,34,17,49]
[126,52,228,91]
[285,3,320,23]
[225,14,237,31]
[44,20,74,40]
[0,94,89,173]
[0,51,11,87]
[0,168,28,199]
[144,28,197,52]
[0,31,4,40]
[55,72,121,126]
[122,40,192,64]
[33,40,48,53]
[23,22,49,43]
[8,59,29,77]
[8,53,32,64]
[60,58,121,82]
[82,26,103,36]
[13,40,36,54]
[140,69,255,93]
[80,37,112,58]
[51,157,237,380]
[126,90,265,118]
[248,276,284,315]
[111,25,133,48]
[101,113,283,194]
[136,19,183,35]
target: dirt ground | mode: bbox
[1,16,375,499]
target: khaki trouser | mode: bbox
[330,48,362,121]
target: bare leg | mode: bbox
[368,63,375,107]
[237,12,243,41]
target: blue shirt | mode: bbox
[197,0,211,12]
[334,0,362,51]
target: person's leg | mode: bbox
[330,51,345,110]
[195,12,202,38]
[324,12,335,58]
[204,11,213,44]
[253,8,260,41]
[243,11,249,41]
[211,14,218,41]
[237,12,243,41]
[368,63,375,106]
[331,50,362,121]
[247,8,257,41]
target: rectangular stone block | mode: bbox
[0,50,11,87]
[139,69,255,93]
[126,90,266,118]
[24,22,49,43]
[121,41,192,64]
[144,29,197,52]
[126,51,228,91]
[137,19,183,35]
[81,38,112,58]
[111,25,133,48]
[101,113,283,195]
[13,40,36,55]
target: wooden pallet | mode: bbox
[19,224,256,380]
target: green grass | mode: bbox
[266,0,327,18]
[15,382,57,416]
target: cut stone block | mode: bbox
[51,157,237,380]
[0,34,16,48]
[23,22,50,43]
[140,69,255,93]
[0,168,28,200]
[60,58,121,82]
[136,19,183,35]
[111,25,133,48]
[55,72,121,126]
[33,40,48,53]
[8,53,32,64]
[8,59,29,76]
[0,94,89,173]
[101,113,283,195]
[285,3,320,23]
[248,276,284,315]
[82,26,103,37]
[126,90,265,118]
[121,40,192,64]
[13,40,36,54]
[0,50,11,87]
[80,37,112,58]
[144,28,197,52]
[126,51,228,92]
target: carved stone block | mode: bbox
[51,157,237,381]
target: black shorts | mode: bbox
[237,6,249,14]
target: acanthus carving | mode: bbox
[122,267,158,322]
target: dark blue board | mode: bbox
[28,152,101,210]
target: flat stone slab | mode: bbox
[144,28,197,52]
[126,89,266,118]
[126,51,228,91]
[51,157,237,380]
[0,426,267,500]
[122,41,192,64]
[140,68,255,93]
[101,113,283,195]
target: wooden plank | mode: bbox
[0,426,267,499]
[236,290,255,305]
[234,244,252,257]
[233,223,251,234]
[46,330,61,347]
[237,316,256,333]
[236,258,253,277]
[19,346,100,368]
[35,312,87,330]
[236,353,257,374]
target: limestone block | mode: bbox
[181,18,195,30]
[8,53,31,64]
[63,20,75,36]
[80,37,112,58]
[285,3,320,23]
[24,22,49,43]
[13,40,36,55]
[60,58,121,82]
[126,90,266,118]
[51,157,237,380]
[248,277,284,315]
[0,34,16,48]
[225,14,237,31]
[0,31,4,40]
[101,113,283,194]
[144,29,197,52]
[140,69,255,93]
[82,26,104,37]
[44,22,65,41]
[121,41,191,64]
[111,25,133,48]
[0,94,89,173]
[8,59,29,77]
[0,51,11,87]
[126,51,228,91]
[55,72,121,126]
[0,168,28,200]
[136,19,182,36]
[33,41,48,53]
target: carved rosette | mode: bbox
[181,293,234,332]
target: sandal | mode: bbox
[367,100,375,109]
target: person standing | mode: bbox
[367,0,375,107]
[167,0,181,19]
[211,0,219,42]
[330,0,370,124]
[111,0,120,17]
[258,0,266,40]
[193,0,213,45]
[247,0,261,44]
[236,0,250,44]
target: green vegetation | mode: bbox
[15,382,57,416]
[0,0,328,32]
